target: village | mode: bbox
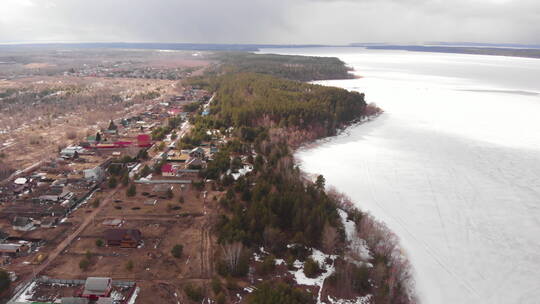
[0,83,240,303]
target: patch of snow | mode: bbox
[253,252,263,262]
[232,165,253,180]
[327,295,372,304]
[15,281,37,303]
[287,249,339,304]
[14,177,27,185]
[126,287,140,304]
[338,209,371,262]
[111,290,123,300]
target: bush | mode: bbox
[121,173,129,186]
[140,165,151,177]
[216,292,226,304]
[286,255,296,270]
[79,258,90,271]
[108,177,117,188]
[303,258,321,278]
[0,269,10,293]
[95,239,104,247]
[211,277,222,294]
[91,199,100,208]
[178,196,184,203]
[171,244,183,258]
[184,284,204,302]
[225,276,239,290]
[126,260,134,271]
[257,254,276,276]
[126,183,136,197]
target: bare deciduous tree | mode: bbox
[322,221,339,255]
[221,242,243,274]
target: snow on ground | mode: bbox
[288,248,337,304]
[126,287,140,304]
[231,165,253,180]
[14,281,37,303]
[14,177,27,185]
[327,295,372,304]
[264,47,540,304]
[338,209,371,262]
[289,249,336,287]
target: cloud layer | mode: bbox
[1,0,539,44]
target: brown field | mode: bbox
[38,183,221,303]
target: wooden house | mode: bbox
[104,229,141,248]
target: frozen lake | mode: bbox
[260,47,540,304]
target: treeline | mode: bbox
[213,52,354,81]
[193,73,366,142]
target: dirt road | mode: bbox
[33,187,120,277]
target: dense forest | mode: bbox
[188,72,368,146]
[213,52,354,81]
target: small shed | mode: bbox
[152,184,172,196]
[0,244,23,257]
[102,219,122,227]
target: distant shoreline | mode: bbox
[3,42,540,60]
[361,45,540,59]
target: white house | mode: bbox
[83,167,105,182]
[60,146,85,158]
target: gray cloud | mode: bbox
[0,0,539,44]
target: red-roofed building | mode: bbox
[161,163,176,177]
[114,141,133,148]
[137,134,152,147]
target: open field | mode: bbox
[0,48,211,171]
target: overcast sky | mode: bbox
[1,0,539,45]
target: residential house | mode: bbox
[104,229,142,248]
[167,152,189,163]
[83,166,105,182]
[12,216,34,231]
[189,147,205,159]
[186,157,205,169]
[40,217,58,228]
[81,277,112,300]
[152,184,172,197]
[161,163,177,177]
[0,244,27,257]
[60,146,85,159]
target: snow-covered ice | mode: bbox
[261,47,540,304]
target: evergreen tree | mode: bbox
[127,183,136,197]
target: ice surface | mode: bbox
[261,47,540,304]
